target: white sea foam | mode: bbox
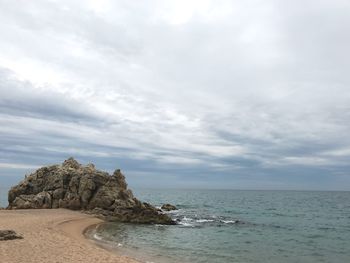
[196,219,214,223]
[221,220,237,224]
[165,209,181,214]
[93,233,103,240]
[178,217,195,227]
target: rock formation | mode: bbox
[0,230,23,241]
[7,158,175,224]
[161,203,177,211]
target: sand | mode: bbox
[0,209,139,263]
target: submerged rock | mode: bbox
[0,230,23,241]
[161,204,177,211]
[7,158,175,225]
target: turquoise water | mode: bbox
[93,190,350,263]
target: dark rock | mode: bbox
[8,158,175,225]
[0,230,23,241]
[161,203,177,211]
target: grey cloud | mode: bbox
[0,0,349,190]
[0,69,102,123]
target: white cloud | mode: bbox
[0,162,40,170]
[0,0,349,188]
[322,148,350,157]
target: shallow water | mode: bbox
[94,189,350,263]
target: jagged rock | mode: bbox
[7,158,175,225]
[161,204,177,211]
[0,230,23,241]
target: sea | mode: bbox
[89,189,350,263]
[0,187,7,208]
[1,189,350,263]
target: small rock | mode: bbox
[161,204,177,211]
[0,230,23,241]
[62,157,81,169]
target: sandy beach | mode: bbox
[0,209,139,263]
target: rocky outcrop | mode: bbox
[161,204,177,211]
[0,230,23,241]
[7,158,175,225]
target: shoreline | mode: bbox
[0,209,139,263]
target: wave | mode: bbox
[175,214,243,227]
[178,221,195,227]
[165,209,181,214]
[221,220,238,224]
[196,219,214,223]
[93,233,103,241]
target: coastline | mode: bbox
[0,209,139,263]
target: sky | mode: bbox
[0,0,350,190]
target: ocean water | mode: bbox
[92,189,350,263]
[0,187,7,207]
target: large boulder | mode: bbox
[7,158,175,225]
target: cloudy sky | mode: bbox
[0,0,349,190]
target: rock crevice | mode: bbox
[8,158,175,225]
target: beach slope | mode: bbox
[0,209,138,263]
